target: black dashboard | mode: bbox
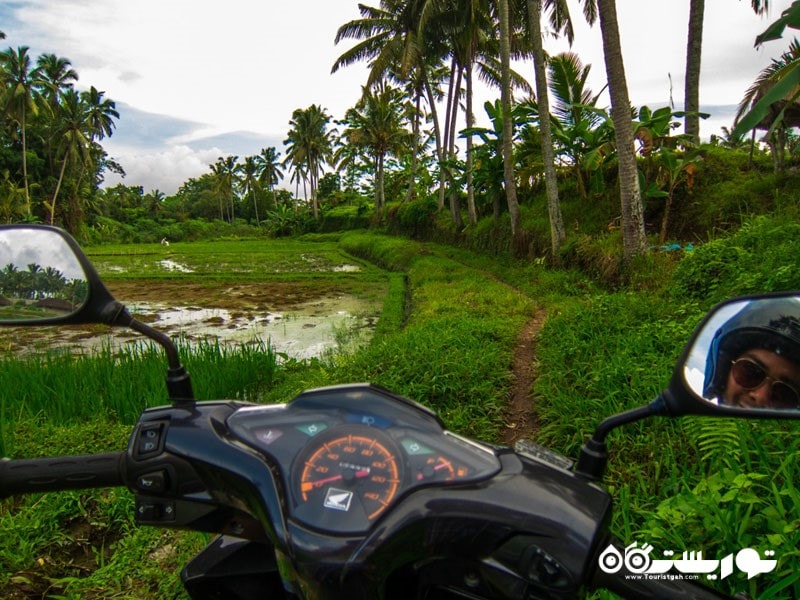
[226,384,501,534]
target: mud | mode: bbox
[0,281,383,359]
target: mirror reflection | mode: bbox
[0,228,89,322]
[685,297,800,410]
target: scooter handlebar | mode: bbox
[0,451,125,499]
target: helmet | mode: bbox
[703,298,800,399]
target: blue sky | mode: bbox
[0,0,794,194]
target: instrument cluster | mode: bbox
[226,385,501,534]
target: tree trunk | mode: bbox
[49,156,69,225]
[405,91,422,203]
[684,0,704,144]
[21,105,31,215]
[447,66,464,229]
[528,0,565,260]
[440,57,458,211]
[499,0,522,249]
[423,73,446,210]
[597,0,646,262]
[465,63,478,225]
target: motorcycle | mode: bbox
[0,223,796,599]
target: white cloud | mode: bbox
[102,144,223,194]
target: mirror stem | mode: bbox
[574,394,669,480]
[127,317,195,404]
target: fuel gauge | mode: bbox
[401,437,469,483]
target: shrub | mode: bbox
[672,215,800,306]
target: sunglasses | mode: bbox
[730,358,800,409]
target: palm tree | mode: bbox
[581,0,646,261]
[36,53,78,111]
[48,88,91,226]
[527,0,573,258]
[210,156,240,221]
[283,105,335,219]
[256,146,284,211]
[35,53,79,175]
[0,46,42,213]
[241,156,261,225]
[144,189,165,218]
[333,0,439,205]
[542,51,609,198]
[339,84,411,209]
[499,0,523,249]
[81,86,119,142]
[684,1,770,143]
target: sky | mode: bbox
[0,0,796,195]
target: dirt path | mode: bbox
[501,308,547,446]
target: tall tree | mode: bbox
[582,0,646,261]
[81,86,118,143]
[48,88,91,226]
[339,84,410,209]
[256,146,283,212]
[241,156,261,225]
[499,0,523,248]
[36,53,77,111]
[0,46,41,213]
[283,105,335,219]
[527,0,571,258]
[210,156,240,222]
[684,1,770,143]
[333,0,444,208]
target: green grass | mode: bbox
[0,339,282,457]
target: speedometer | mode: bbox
[293,426,402,531]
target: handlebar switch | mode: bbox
[134,422,167,459]
[136,498,176,523]
[136,470,168,494]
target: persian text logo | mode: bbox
[597,542,778,581]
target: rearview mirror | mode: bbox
[671,293,800,417]
[0,225,119,326]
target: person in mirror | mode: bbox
[703,298,800,410]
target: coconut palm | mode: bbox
[256,146,284,212]
[283,105,335,219]
[0,46,42,213]
[339,84,411,209]
[333,1,447,209]
[541,51,609,198]
[48,89,92,226]
[210,156,241,222]
[36,53,78,111]
[240,156,261,225]
[684,1,770,143]
[498,0,523,248]
[578,0,645,261]
[526,0,574,257]
[81,86,119,142]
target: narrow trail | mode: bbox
[501,307,546,446]
[431,249,546,445]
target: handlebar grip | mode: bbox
[0,452,125,499]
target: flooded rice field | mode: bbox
[0,239,388,359]
[1,280,382,359]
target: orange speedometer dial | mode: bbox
[298,431,401,521]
